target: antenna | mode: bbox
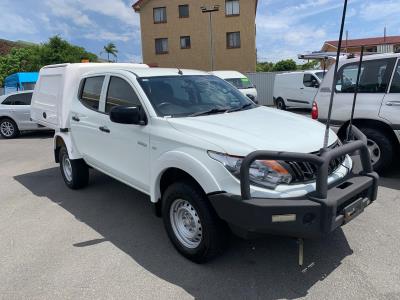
[323,0,348,149]
[346,45,364,141]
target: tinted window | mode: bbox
[390,61,400,93]
[303,74,319,88]
[106,77,141,114]
[315,71,325,80]
[2,97,13,105]
[153,7,167,23]
[227,32,240,49]
[336,58,396,93]
[4,93,32,105]
[80,76,104,110]
[137,75,255,117]
[179,5,189,18]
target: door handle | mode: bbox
[386,101,400,106]
[99,126,110,133]
[72,116,80,122]
[300,87,304,90]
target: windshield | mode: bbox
[225,77,254,89]
[315,72,325,80]
[137,75,255,117]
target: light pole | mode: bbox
[201,5,219,71]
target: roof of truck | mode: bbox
[82,67,210,78]
[209,71,247,79]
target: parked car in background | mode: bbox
[313,53,400,172]
[0,91,47,138]
[210,71,258,103]
[273,70,325,110]
[31,63,377,263]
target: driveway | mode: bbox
[1,132,399,299]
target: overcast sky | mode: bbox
[0,0,399,63]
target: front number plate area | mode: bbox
[343,197,370,224]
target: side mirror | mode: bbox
[110,106,147,125]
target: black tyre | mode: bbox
[360,127,394,173]
[0,118,20,139]
[59,147,89,189]
[162,181,229,263]
[276,98,286,110]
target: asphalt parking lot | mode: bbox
[1,132,400,300]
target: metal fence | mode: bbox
[246,72,281,106]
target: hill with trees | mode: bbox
[0,36,97,87]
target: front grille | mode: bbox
[286,142,346,184]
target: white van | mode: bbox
[313,53,400,173]
[31,63,377,263]
[273,70,325,110]
[210,71,258,103]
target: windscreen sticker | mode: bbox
[241,78,250,83]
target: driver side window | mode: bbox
[303,74,319,88]
[105,77,141,114]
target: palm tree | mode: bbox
[102,42,118,62]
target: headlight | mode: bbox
[208,151,292,189]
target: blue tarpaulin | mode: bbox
[4,72,39,94]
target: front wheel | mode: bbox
[162,181,229,263]
[0,118,20,139]
[59,147,89,189]
[276,98,286,110]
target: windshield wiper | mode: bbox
[188,108,229,117]
[227,103,254,113]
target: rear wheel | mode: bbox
[360,127,394,173]
[59,147,89,189]
[162,181,229,263]
[0,118,19,139]
[276,98,286,110]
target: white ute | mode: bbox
[31,63,378,263]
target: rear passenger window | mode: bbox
[80,76,104,110]
[336,58,396,93]
[105,77,141,114]
[390,61,400,93]
[2,93,32,105]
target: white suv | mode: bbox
[314,53,400,173]
[31,63,377,263]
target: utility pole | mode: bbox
[201,5,219,71]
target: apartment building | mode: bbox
[132,0,258,72]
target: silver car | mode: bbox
[0,91,48,138]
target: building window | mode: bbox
[180,36,191,49]
[227,32,241,49]
[179,5,189,18]
[153,7,167,23]
[226,0,240,16]
[155,38,168,54]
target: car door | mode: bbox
[301,74,319,108]
[3,92,35,130]
[323,58,396,123]
[96,74,150,193]
[70,75,107,166]
[379,58,400,124]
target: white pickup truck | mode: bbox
[31,63,378,263]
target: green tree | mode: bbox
[102,42,118,62]
[272,59,297,72]
[298,60,319,70]
[256,62,274,72]
[0,36,97,87]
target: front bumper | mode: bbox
[209,132,378,239]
